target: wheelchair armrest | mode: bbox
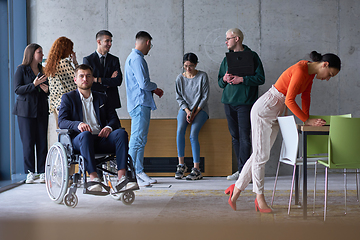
[57,129,75,156]
[56,129,75,134]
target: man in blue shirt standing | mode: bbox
[125,31,164,187]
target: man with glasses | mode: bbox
[125,31,163,187]
[218,28,265,180]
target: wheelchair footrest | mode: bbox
[124,184,140,192]
[114,179,139,193]
[115,178,129,192]
[83,181,111,196]
[83,189,110,196]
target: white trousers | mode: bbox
[235,85,286,194]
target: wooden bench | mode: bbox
[121,119,232,176]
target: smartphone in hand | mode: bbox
[37,72,43,78]
[36,72,48,85]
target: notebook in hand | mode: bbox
[226,51,254,77]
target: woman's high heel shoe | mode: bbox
[225,184,236,211]
[254,198,272,213]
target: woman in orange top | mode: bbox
[225,51,341,212]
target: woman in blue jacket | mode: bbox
[13,43,49,184]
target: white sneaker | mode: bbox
[26,171,35,184]
[88,178,102,192]
[136,175,151,187]
[39,173,45,183]
[116,176,139,192]
[227,171,239,180]
[137,172,157,184]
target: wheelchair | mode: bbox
[45,129,139,208]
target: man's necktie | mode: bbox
[100,56,105,67]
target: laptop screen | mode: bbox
[226,51,255,77]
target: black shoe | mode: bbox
[175,164,188,179]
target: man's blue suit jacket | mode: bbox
[58,89,120,139]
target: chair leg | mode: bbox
[288,164,297,215]
[298,166,301,206]
[271,161,281,207]
[344,169,347,215]
[313,162,317,214]
[356,169,359,204]
[324,167,328,221]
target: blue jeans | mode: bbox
[72,128,129,174]
[224,104,252,173]
[129,105,151,174]
[177,109,208,163]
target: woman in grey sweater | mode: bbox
[175,53,210,180]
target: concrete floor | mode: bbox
[1,173,360,240]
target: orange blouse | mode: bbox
[274,61,315,122]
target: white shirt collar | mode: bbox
[79,91,93,102]
[96,50,107,59]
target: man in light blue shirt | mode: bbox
[125,31,163,187]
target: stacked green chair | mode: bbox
[317,116,360,221]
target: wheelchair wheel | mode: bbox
[64,192,78,208]
[120,191,135,205]
[45,142,69,204]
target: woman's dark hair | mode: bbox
[310,51,341,70]
[22,43,42,66]
[183,52,198,64]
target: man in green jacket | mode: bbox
[218,28,265,180]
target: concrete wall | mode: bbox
[28,0,360,176]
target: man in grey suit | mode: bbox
[83,30,122,111]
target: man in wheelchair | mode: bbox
[58,64,138,193]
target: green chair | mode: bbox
[317,116,360,221]
[307,114,351,157]
[307,114,351,213]
[307,115,331,157]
